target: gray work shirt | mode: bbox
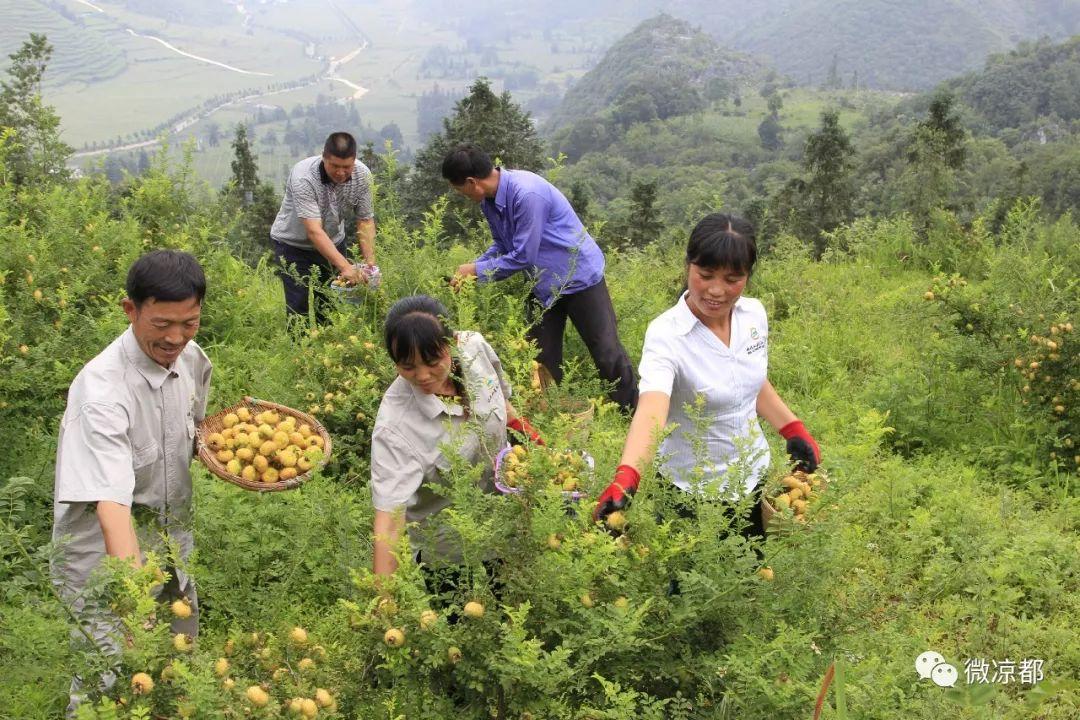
[370,331,510,563]
[269,155,374,249]
[52,327,213,599]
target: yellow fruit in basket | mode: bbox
[512,445,527,458]
[279,414,296,427]
[236,407,252,422]
[309,435,324,449]
[277,450,298,468]
[296,456,312,472]
[222,413,239,428]
[265,411,280,425]
[298,423,313,437]
[787,486,803,500]
[290,432,306,446]
[791,499,808,514]
[226,458,242,475]
[216,449,234,463]
[235,447,254,462]
[241,465,258,483]
[781,475,800,490]
[256,423,272,439]
[206,433,225,450]
[562,477,580,492]
[773,493,791,511]
[262,468,279,483]
[253,455,269,472]
[273,431,290,449]
[280,467,298,481]
[221,427,235,440]
[259,440,277,457]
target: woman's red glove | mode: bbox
[779,420,820,472]
[507,417,544,445]
[593,465,641,522]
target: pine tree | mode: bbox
[0,33,72,185]
[627,179,662,248]
[230,123,259,198]
[802,109,856,254]
[405,77,545,233]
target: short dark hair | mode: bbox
[323,132,357,159]
[384,295,454,365]
[686,213,757,275]
[126,250,206,307]
[441,143,494,185]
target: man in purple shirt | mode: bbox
[444,143,638,412]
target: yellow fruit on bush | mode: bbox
[547,533,562,550]
[300,698,319,718]
[605,511,628,532]
[758,566,775,581]
[580,592,595,608]
[172,633,193,653]
[262,468,279,483]
[131,672,154,694]
[384,628,405,647]
[245,685,269,707]
[462,601,485,619]
[447,646,463,664]
[314,688,334,708]
[214,657,230,677]
[298,657,316,672]
[613,596,629,610]
[18,344,29,355]
[222,677,235,690]
[419,610,438,630]
[171,599,192,619]
[33,288,43,301]
[289,626,309,646]
[377,597,398,617]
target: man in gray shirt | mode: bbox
[270,131,377,323]
[52,250,212,710]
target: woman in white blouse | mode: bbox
[370,295,542,576]
[593,213,820,537]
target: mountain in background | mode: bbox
[546,15,767,135]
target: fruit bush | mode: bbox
[1,150,1077,719]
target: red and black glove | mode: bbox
[593,465,641,522]
[507,417,544,446]
[779,420,820,472]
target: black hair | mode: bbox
[441,143,495,185]
[323,132,357,159]
[685,213,757,275]
[384,295,454,365]
[125,250,206,307]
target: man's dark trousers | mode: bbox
[527,278,638,413]
[272,239,348,325]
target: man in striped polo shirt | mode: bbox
[270,131,377,323]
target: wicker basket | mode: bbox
[493,444,592,501]
[196,397,332,492]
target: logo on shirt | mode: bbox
[750,327,760,340]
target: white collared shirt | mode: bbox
[369,331,510,562]
[52,327,212,599]
[638,293,770,495]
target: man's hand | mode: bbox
[450,263,477,292]
[593,465,641,523]
[338,264,363,285]
[779,420,821,472]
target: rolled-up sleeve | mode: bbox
[354,166,374,220]
[637,326,677,396]
[370,426,425,512]
[55,402,136,506]
[474,191,548,281]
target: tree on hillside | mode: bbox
[0,33,72,185]
[404,77,545,234]
[901,92,968,223]
[230,123,258,200]
[802,109,856,252]
[758,114,783,151]
[627,179,662,248]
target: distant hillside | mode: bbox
[546,14,766,132]
[940,35,1080,135]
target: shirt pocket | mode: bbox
[132,439,160,485]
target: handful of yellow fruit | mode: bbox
[199,403,328,488]
[766,469,825,523]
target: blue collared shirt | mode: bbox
[474,169,605,307]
